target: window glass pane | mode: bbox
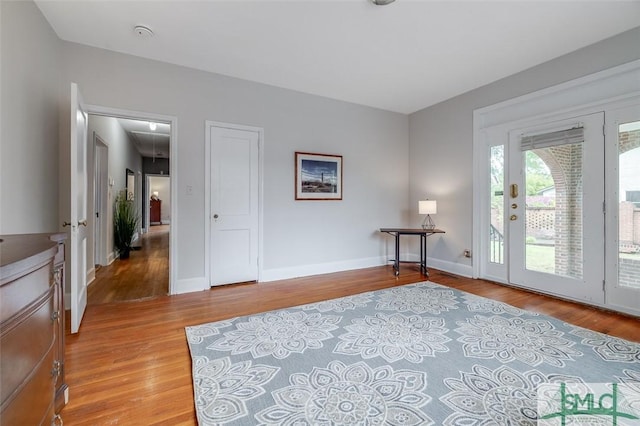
[618,120,640,289]
[490,145,504,264]
[524,145,583,279]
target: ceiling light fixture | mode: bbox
[149,122,157,131]
[371,0,395,5]
[134,25,154,38]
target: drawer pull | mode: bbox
[51,360,62,378]
[52,414,63,426]
[51,311,60,323]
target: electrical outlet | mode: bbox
[464,249,472,258]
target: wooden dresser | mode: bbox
[0,233,67,425]
[150,199,162,225]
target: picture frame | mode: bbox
[295,152,343,200]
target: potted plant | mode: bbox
[114,191,139,259]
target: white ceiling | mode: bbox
[36,1,640,114]
[116,118,170,159]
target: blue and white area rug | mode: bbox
[185,282,640,425]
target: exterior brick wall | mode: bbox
[533,144,583,279]
[619,258,640,289]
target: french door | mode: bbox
[605,105,640,315]
[484,112,605,305]
[506,113,605,304]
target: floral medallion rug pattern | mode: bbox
[185,282,640,425]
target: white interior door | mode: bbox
[70,83,89,333]
[507,113,605,304]
[209,125,260,286]
[605,104,640,316]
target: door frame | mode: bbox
[473,59,640,313]
[93,133,109,266]
[86,104,178,295]
[146,174,171,230]
[204,121,264,288]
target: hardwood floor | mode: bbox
[87,225,169,304]
[62,264,640,425]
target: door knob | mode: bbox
[78,220,87,227]
[213,214,219,219]
[62,221,71,227]
[510,214,517,221]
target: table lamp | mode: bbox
[419,200,437,230]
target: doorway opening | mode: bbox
[87,113,174,304]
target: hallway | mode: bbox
[87,225,169,304]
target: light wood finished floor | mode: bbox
[63,263,640,425]
[87,225,169,304]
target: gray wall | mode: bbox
[408,26,640,276]
[3,0,638,292]
[0,1,62,233]
[58,37,408,287]
[87,115,143,265]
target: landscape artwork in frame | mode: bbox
[295,152,343,200]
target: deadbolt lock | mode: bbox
[511,203,517,209]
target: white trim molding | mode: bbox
[262,256,388,283]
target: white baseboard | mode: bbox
[174,276,208,294]
[107,251,116,265]
[396,253,473,279]
[87,267,96,286]
[261,256,388,282]
[425,256,473,278]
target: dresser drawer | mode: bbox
[0,283,55,408]
[0,344,56,426]
[0,262,53,322]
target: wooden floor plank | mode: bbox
[63,262,640,425]
[70,230,640,424]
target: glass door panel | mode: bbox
[524,146,583,280]
[606,106,640,316]
[490,145,505,265]
[617,120,640,290]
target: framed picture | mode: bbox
[295,152,343,200]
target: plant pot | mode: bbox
[120,248,130,259]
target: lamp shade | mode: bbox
[419,200,437,215]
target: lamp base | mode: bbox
[422,215,435,230]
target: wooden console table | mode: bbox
[380,228,445,276]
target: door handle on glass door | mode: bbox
[510,184,518,198]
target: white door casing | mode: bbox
[70,83,89,333]
[207,123,262,286]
